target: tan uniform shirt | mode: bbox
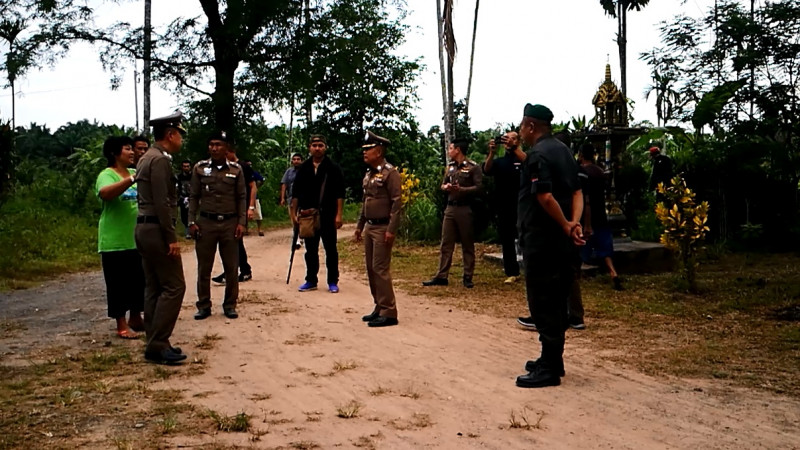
[443,159,483,203]
[357,162,402,234]
[187,159,247,226]
[136,143,178,243]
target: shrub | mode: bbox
[655,175,710,291]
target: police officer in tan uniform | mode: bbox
[188,131,246,320]
[422,138,483,288]
[135,111,188,365]
[354,131,402,327]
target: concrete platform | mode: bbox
[484,239,671,274]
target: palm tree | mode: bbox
[437,0,456,148]
[464,0,479,122]
[600,0,650,98]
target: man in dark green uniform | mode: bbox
[515,104,584,388]
[355,131,402,327]
[189,131,247,320]
[422,138,483,288]
[135,111,188,365]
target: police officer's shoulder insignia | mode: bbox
[384,162,394,170]
[229,161,240,168]
[466,159,477,166]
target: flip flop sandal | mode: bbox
[117,330,140,340]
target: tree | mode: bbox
[464,0,479,121]
[599,0,650,98]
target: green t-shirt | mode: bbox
[95,168,138,252]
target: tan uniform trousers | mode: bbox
[135,223,186,354]
[195,216,239,310]
[365,224,397,318]
[434,205,475,279]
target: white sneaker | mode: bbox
[504,276,520,284]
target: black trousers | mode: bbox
[238,237,251,275]
[179,202,189,230]
[304,218,339,285]
[521,232,576,373]
[100,249,145,318]
[497,209,520,277]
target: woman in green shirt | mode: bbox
[95,136,146,339]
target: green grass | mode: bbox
[340,240,800,397]
[0,200,99,291]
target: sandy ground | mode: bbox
[2,226,800,449]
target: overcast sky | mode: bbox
[0,0,716,133]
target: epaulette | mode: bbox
[384,162,394,170]
[229,161,240,168]
[197,159,212,166]
[466,159,477,166]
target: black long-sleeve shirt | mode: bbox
[291,156,345,218]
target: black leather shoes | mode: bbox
[239,273,252,282]
[194,308,212,320]
[367,316,399,327]
[516,366,561,388]
[422,277,448,286]
[170,346,183,355]
[144,348,187,365]
[362,312,379,322]
[223,309,239,319]
[463,276,474,288]
[524,358,565,377]
[212,274,225,285]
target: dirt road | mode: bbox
[2,226,799,449]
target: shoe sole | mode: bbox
[569,324,586,330]
[144,355,187,365]
[516,319,538,330]
[515,377,561,388]
[298,287,318,292]
[368,321,399,327]
[194,315,211,321]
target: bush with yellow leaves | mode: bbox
[655,175,710,291]
[399,167,421,208]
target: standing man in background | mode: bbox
[483,131,525,285]
[189,131,246,320]
[177,159,193,239]
[135,111,188,365]
[355,131,402,328]
[515,104,583,388]
[132,135,150,166]
[291,135,345,293]
[422,138,483,289]
[280,153,304,209]
[211,142,255,283]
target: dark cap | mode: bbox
[148,110,187,135]
[309,134,327,145]
[362,130,391,149]
[523,103,554,122]
[207,130,234,145]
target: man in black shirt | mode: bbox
[578,144,622,292]
[515,103,584,389]
[177,159,193,239]
[484,131,525,284]
[290,134,345,293]
[648,146,673,193]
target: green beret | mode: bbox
[523,103,554,122]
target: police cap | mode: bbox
[208,130,234,145]
[523,103,554,123]
[148,111,187,135]
[362,130,391,149]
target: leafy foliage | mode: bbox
[655,175,710,291]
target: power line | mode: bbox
[0,84,100,98]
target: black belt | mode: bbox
[447,201,470,206]
[137,216,159,224]
[199,211,238,221]
[137,216,177,225]
[366,218,390,225]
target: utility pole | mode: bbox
[134,67,140,131]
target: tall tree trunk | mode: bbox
[435,0,449,159]
[143,0,151,130]
[618,1,627,99]
[303,0,312,128]
[442,0,456,146]
[9,78,14,130]
[213,59,236,132]
[464,0,479,124]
